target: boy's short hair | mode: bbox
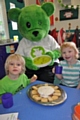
[61,42,79,59]
[5,54,26,75]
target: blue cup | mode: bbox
[2,93,13,108]
[55,66,63,74]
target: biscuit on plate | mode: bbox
[52,95,58,100]
[32,86,38,90]
[44,83,49,86]
[48,96,53,102]
[32,94,39,98]
[41,98,48,103]
[31,90,38,95]
[54,86,59,90]
[33,95,41,101]
[54,90,61,93]
[53,92,61,96]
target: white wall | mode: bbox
[0,0,9,39]
[52,0,80,31]
[24,0,36,6]
[72,0,80,5]
[24,0,80,31]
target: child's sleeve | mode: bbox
[59,61,62,66]
[23,74,31,86]
[0,82,5,96]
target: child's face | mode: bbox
[62,47,76,62]
[8,60,22,76]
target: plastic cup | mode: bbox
[2,93,13,108]
[74,105,80,119]
[55,66,63,74]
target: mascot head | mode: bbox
[8,2,55,41]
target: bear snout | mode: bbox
[32,31,39,37]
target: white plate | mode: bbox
[33,55,52,67]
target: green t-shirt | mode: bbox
[0,73,30,95]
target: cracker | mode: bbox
[33,96,41,101]
[52,95,58,100]
[53,92,61,96]
[44,83,49,86]
[31,90,38,95]
[32,86,38,90]
[54,90,61,93]
[41,98,48,103]
[48,96,53,102]
[54,86,59,90]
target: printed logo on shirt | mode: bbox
[30,46,45,58]
[15,85,24,94]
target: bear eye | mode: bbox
[38,20,42,25]
[26,22,31,28]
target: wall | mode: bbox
[72,0,80,5]
[5,0,24,40]
[0,0,9,39]
[53,0,80,31]
[24,0,36,6]
[24,0,80,31]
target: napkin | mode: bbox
[0,112,18,120]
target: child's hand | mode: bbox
[77,83,80,89]
[72,114,79,120]
[55,74,63,80]
[30,74,37,83]
[52,68,55,73]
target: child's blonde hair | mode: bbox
[61,42,79,59]
[5,54,26,75]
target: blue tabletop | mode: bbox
[0,81,80,120]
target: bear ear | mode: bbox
[41,2,55,17]
[8,8,21,22]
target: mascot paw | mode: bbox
[24,57,39,70]
[45,51,54,59]
[46,49,61,66]
[49,60,54,66]
[53,49,61,59]
[46,49,61,60]
[30,65,39,70]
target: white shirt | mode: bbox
[16,35,60,63]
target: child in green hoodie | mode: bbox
[0,54,37,95]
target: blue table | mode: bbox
[0,81,80,120]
